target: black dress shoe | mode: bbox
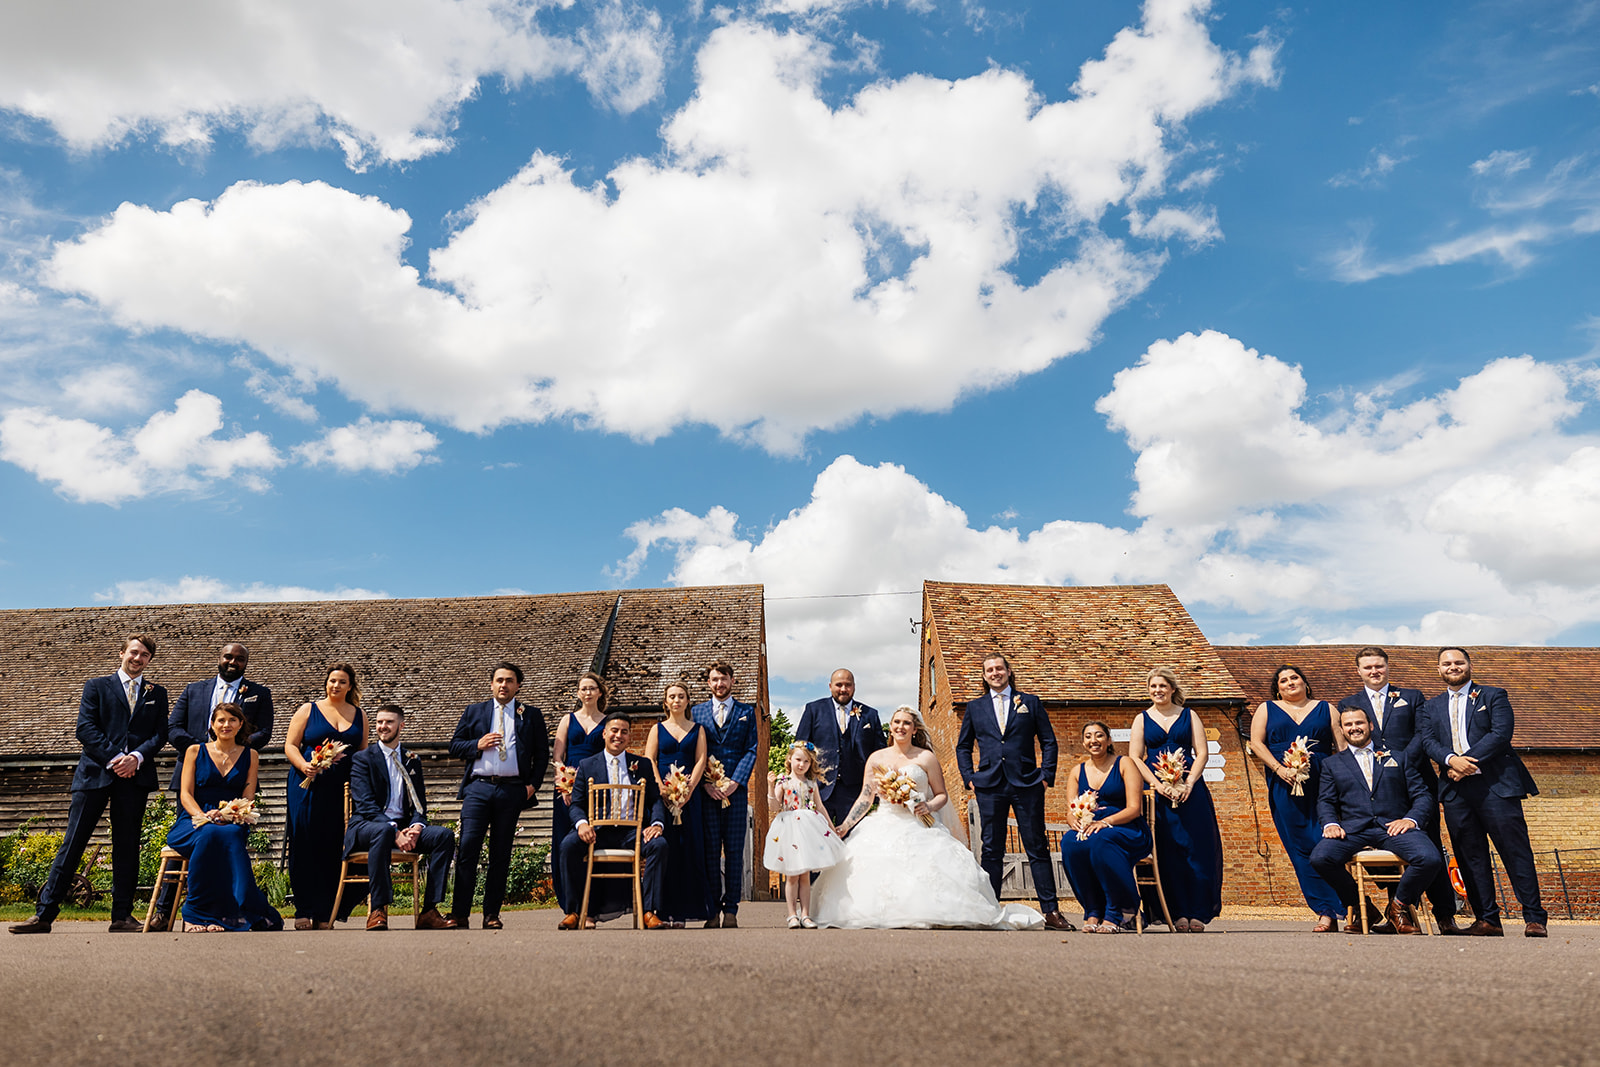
[1435,914,1464,935]
[482,916,504,930]
[721,914,738,929]
[108,918,144,933]
[8,915,51,935]
[145,912,171,933]
[1042,912,1076,932]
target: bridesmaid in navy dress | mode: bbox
[643,681,709,927]
[284,663,367,930]
[1249,664,1347,932]
[550,672,609,917]
[1128,667,1225,932]
[166,702,281,931]
[1060,721,1150,932]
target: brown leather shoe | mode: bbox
[643,911,663,930]
[8,915,51,935]
[1435,914,1464,935]
[1385,899,1420,935]
[294,918,314,931]
[1465,918,1504,937]
[1343,914,1363,934]
[108,918,143,933]
[366,908,388,931]
[145,912,171,933]
[721,913,738,929]
[1042,911,1076,932]
[1524,921,1548,938]
[482,915,504,930]
[558,913,581,930]
[703,913,721,929]
[415,908,457,930]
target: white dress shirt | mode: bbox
[471,701,519,777]
[713,698,731,728]
[378,740,408,824]
[212,674,243,711]
[114,668,145,769]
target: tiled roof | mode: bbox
[924,581,1246,704]
[0,586,765,758]
[1214,645,1600,749]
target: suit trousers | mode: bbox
[1309,826,1442,909]
[452,779,525,919]
[974,782,1057,911]
[702,789,748,915]
[558,826,667,916]
[38,783,149,922]
[1442,788,1547,925]
[346,820,455,910]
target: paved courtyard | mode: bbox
[2,903,1596,1066]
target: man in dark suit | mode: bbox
[1310,705,1443,934]
[447,661,549,930]
[147,641,275,930]
[1420,647,1548,937]
[1337,645,1459,933]
[794,668,885,826]
[343,704,457,930]
[692,659,758,928]
[11,634,169,934]
[955,653,1072,931]
[557,712,668,930]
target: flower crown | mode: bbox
[790,740,817,753]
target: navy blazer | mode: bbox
[955,688,1058,791]
[343,743,430,856]
[1419,684,1539,802]
[449,699,550,808]
[692,699,759,787]
[569,751,666,829]
[167,676,274,789]
[794,699,884,803]
[1316,745,1434,835]
[1337,686,1433,794]
[73,674,169,792]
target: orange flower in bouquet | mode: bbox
[1153,749,1187,808]
[705,757,732,808]
[1068,789,1100,840]
[661,763,693,824]
[298,739,348,788]
[873,766,935,826]
[1282,736,1315,797]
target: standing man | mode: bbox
[343,705,457,930]
[11,635,168,934]
[1419,647,1548,937]
[448,661,548,930]
[693,660,757,929]
[794,668,885,826]
[1336,646,1459,933]
[955,653,1072,932]
[149,641,275,930]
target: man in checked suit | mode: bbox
[693,659,758,928]
[794,668,885,826]
[12,634,169,934]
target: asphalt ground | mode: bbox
[2,903,1596,1066]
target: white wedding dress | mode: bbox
[810,764,1044,930]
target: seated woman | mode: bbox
[1060,721,1150,933]
[166,702,282,932]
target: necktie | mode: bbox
[1369,689,1385,731]
[390,748,424,817]
[715,701,728,728]
[498,703,511,758]
[995,693,1007,735]
[1451,691,1468,754]
[610,756,632,818]
[1356,746,1374,790]
[126,678,138,710]
[836,703,849,732]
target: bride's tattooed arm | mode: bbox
[837,778,876,837]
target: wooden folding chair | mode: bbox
[1133,787,1176,934]
[1347,849,1436,935]
[579,782,647,929]
[331,784,424,922]
[143,848,188,933]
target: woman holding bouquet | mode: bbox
[643,681,709,927]
[550,672,612,917]
[166,702,281,932]
[1128,667,1224,932]
[284,663,367,930]
[1249,664,1347,931]
[1061,721,1149,932]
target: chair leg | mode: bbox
[579,844,595,929]
[331,862,350,926]
[1356,864,1370,935]
[173,862,188,932]
[143,855,171,932]
[412,858,422,920]
[632,859,643,930]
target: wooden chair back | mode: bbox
[579,782,648,929]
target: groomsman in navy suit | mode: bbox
[1310,706,1442,934]
[148,642,275,930]
[1420,647,1547,937]
[557,713,668,929]
[11,635,168,934]
[794,668,885,826]
[955,653,1073,931]
[693,659,758,928]
[448,661,549,930]
[1336,645,1459,933]
[343,705,457,930]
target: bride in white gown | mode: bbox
[811,706,1044,930]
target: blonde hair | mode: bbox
[889,705,933,750]
[784,741,833,785]
[1146,667,1186,707]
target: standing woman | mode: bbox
[1060,721,1150,933]
[550,672,610,917]
[284,663,367,930]
[1249,664,1346,932]
[1128,667,1224,932]
[643,682,709,927]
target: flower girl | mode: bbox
[764,742,845,928]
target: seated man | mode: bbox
[1310,705,1442,935]
[558,712,668,930]
[342,704,457,930]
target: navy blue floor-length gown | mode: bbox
[166,750,281,931]
[653,722,710,923]
[285,703,362,923]
[1262,700,1344,918]
[1142,708,1224,923]
[1060,758,1150,926]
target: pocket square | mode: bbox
[1392,697,1406,706]
[1382,758,1398,768]
[242,695,258,703]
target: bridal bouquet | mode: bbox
[705,757,732,808]
[1068,790,1100,840]
[298,739,348,788]
[553,762,577,803]
[1282,736,1315,797]
[873,767,935,827]
[661,763,692,824]
[208,798,260,825]
[1153,749,1187,808]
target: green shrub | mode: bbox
[139,793,178,887]
[9,832,66,897]
[505,843,552,904]
[253,862,290,908]
[767,708,795,779]
[0,818,39,883]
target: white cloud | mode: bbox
[295,417,441,473]
[1328,147,1408,189]
[233,357,319,422]
[98,576,388,604]
[1331,224,1553,281]
[55,364,153,416]
[0,389,280,505]
[43,2,1277,453]
[578,1,671,113]
[1471,148,1534,177]
[0,0,665,168]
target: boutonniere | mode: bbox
[1469,688,1481,704]
[850,703,862,719]
[1013,695,1029,714]
[1374,749,1390,761]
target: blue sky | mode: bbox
[2,0,1598,712]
